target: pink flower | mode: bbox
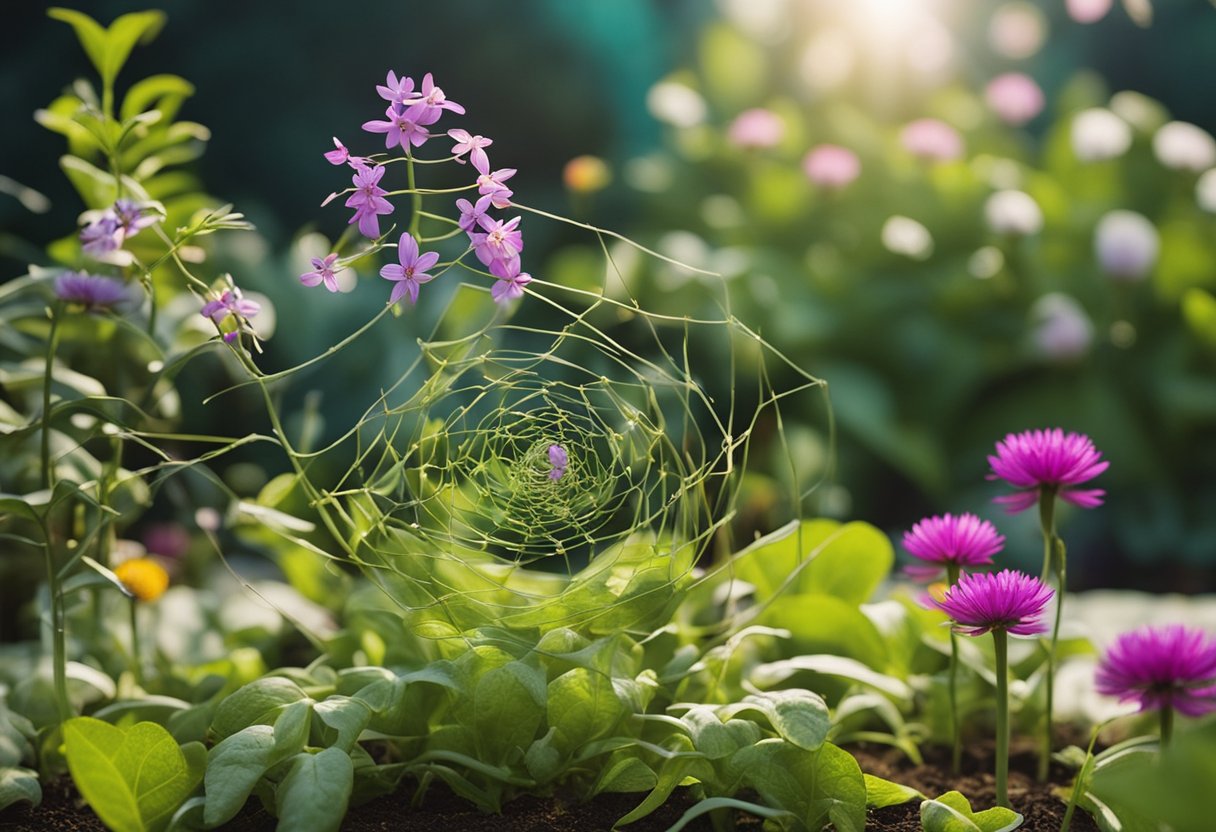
[299,253,343,293]
[802,144,861,189]
[362,103,441,151]
[934,569,1054,637]
[324,137,351,166]
[987,428,1109,513]
[474,155,517,209]
[986,73,1045,126]
[456,195,493,234]
[1095,625,1216,717]
[901,118,964,162]
[380,232,439,306]
[472,215,523,271]
[489,258,532,305]
[727,108,784,150]
[902,513,1004,582]
[376,71,417,106]
[54,272,130,310]
[548,444,568,480]
[448,129,493,170]
[345,164,393,239]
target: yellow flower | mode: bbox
[562,155,611,195]
[114,557,169,602]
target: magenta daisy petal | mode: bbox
[902,512,1004,581]
[987,428,1109,513]
[933,569,1054,637]
[1095,625,1216,717]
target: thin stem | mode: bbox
[1160,705,1174,747]
[1038,487,1060,782]
[407,151,421,239]
[129,597,142,686]
[1060,720,1103,832]
[993,629,1010,809]
[44,531,71,723]
[946,563,962,774]
[42,307,63,490]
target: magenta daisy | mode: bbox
[380,232,439,306]
[1095,625,1216,719]
[902,512,1004,582]
[987,428,1109,513]
[933,569,1054,637]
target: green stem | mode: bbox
[128,597,142,687]
[1038,487,1060,782]
[1060,720,1102,832]
[994,629,1010,809]
[44,531,71,723]
[1160,705,1173,747]
[946,563,962,774]
[407,152,421,239]
[42,307,62,490]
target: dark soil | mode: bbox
[854,738,1101,832]
[1,740,1099,831]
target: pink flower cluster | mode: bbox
[310,71,531,307]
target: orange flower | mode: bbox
[114,557,169,602]
[562,156,611,195]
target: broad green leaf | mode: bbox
[471,661,546,762]
[100,11,167,89]
[203,725,274,827]
[920,791,1023,832]
[0,767,40,811]
[63,717,202,832]
[121,74,194,122]
[727,740,866,832]
[614,737,712,827]
[718,689,830,751]
[211,677,308,740]
[313,697,370,753]
[547,668,628,755]
[591,755,656,796]
[751,655,912,700]
[760,593,890,669]
[864,774,922,808]
[275,748,354,832]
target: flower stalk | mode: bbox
[993,628,1010,808]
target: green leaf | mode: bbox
[864,774,922,808]
[751,655,912,701]
[665,796,794,832]
[0,767,41,811]
[211,677,309,740]
[313,697,370,754]
[718,689,831,751]
[727,740,867,832]
[47,8,108,79]
[920,791,1023,832]
[801,522,894,605]
[275,748,354,832]
[547,668,628,755]
[63,717,203,832]
[203,726,274,827]
[121,74,195,122]
[591,756,656,796]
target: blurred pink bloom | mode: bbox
[1066,0,1112,23]
[900,118,964,162]
[143,523,190,560]
[727,108,784,150]
[802,144,861,188]
[1096,625,1216,717]
[986,73,1045,126]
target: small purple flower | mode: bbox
[362,103,441,151]
[472,215,523,270]
[988,428,1109,513]
[300,253,344,293]
[414,72,464,117]
[934,569,1054,637]
[345,164,393,238]
[112,199,158,236]
[548,444,568,480]
[380,232,439,306]
[456,194,494,233]
[902,512,1005,582]
[376,71,417,107]
[473,155,516,208]
[490,258,532,304]
[54,272,130,310]
[448,128,492,170]
[80,215,123,256]
[201,288,260,325]
[1095,625,1216,717]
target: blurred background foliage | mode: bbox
[3,0,1216,592]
